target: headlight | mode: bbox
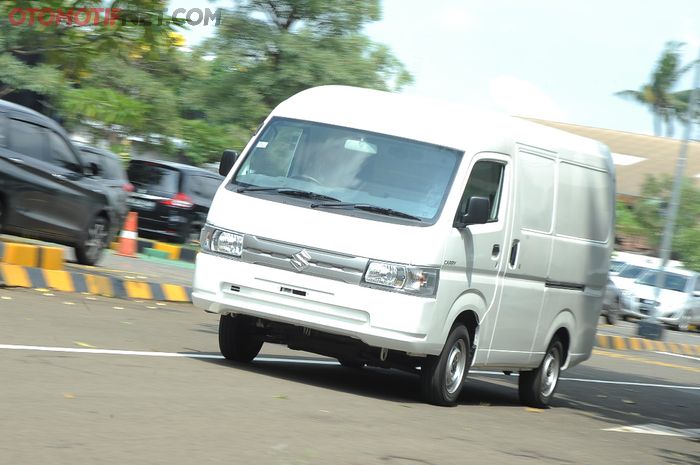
[200,224,243,257]
[362,261,439,297]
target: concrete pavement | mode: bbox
[1,287,698,465]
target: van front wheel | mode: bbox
[219,314,263,362]
[518,339,564,408]
[420,325,471,406]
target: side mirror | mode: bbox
[458,196,491,227]
[693,291,700,298]
[219,149,239,176]
[87,162,101,177]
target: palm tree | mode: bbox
[616,41,694,137]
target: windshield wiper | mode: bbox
[237,186,341,203]
[311,202,423,221]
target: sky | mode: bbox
[171,0,700,138]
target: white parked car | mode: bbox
[612,264,656,318]
[631,268,700,331]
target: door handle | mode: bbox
[492,244,500,258]
[51,173,67,180]
[8,157,25,165]
[509,239,520,268]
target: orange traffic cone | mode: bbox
[117,212,139,257]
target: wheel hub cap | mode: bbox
[541,349,560,397]
[445,339,467,394]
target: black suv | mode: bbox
[0,100,117,265]
[126,160,223,243]
[76,143,131,230]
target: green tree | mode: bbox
[615,41,694,137]
[622,174,700,270]
[193,0,413,127]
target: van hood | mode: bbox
[610,276,638,291]
[632,284,687,311]
[207,190,448,265]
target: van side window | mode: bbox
[48,132,82,173]
[458,160,505,222]
[8,119,48,161]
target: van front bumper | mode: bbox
[192,252,445,356]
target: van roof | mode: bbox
[272,86,612,171]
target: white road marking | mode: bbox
[653,351,700,362]
[556,377,700,390]
[604,424,700,440]
[1,344,700,391]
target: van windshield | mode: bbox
[231,118,462,223]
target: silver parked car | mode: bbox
[631,268,700,332]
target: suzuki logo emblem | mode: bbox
[290,249,312,272]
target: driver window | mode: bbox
[247,125,303,177]
[458,160,505,222]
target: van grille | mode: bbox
[240,235,368,285]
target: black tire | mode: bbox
[420,324,471,406]
[519,339,564,408]
[675,311,691,332]
[604,310,617,325]
[338,359,365,369]
[605,298,619,325]
[219,314,263,363]
[74,215,109,266]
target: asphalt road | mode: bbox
[1,288,698,465]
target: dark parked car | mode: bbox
[0,100,118,265]
[126,160,223,243]
[75,143,132,231]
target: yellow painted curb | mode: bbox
[0,241,64,270]
[154,242,181,260]
[596,334,700,356]
[0,263,191,303]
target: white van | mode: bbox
[193,86,615,407]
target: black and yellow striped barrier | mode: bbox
[110,238,197,263]
[0,263,191,302]
[596,334,700,356]
[0,241,64,270]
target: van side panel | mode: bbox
[531,158,614,364]
[486,149,555,367]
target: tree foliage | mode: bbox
[615,41,697,137]
[195,0,413,127]
[0,0,411,165]
[622,174,700,271]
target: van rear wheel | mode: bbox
[219,314,263,362]
[519,339,564,408]
[420,324,471,406]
